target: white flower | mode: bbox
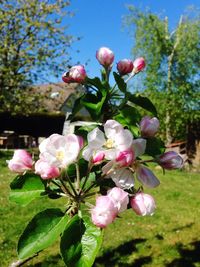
[39,134,83,169]
[82,120,133,163]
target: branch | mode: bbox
[9,253,39,267]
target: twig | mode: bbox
[9,253,39,267]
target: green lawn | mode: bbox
[0,151,200,267]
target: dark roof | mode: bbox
[31,82,80,113]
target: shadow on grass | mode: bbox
[94,238,152,267]
[166,240,200,267]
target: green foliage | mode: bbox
[60,214,103,267]
[18,208,69,259]
[125,5,200,142]
[9,173,46,206]
[1,153,200,266]
[0,0,74,113]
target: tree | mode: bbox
[0,0,74,113]
[125,6,200,144]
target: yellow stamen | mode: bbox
[105,139,114,149]
[56,150,65,161]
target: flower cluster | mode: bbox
[62,47,146,84]
[8,46,184,267]
[8,118,183,228]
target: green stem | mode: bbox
[75,162,80,193]
[80,162,93,192]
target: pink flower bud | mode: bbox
[35,159,60,180]
[140,116,160,137]
[117,59,133,75]
[136,165,160,188]
[62,65,86,83]
[91,195,118,228]
[133,57,146,73]
[96,47,114,67]
[157,151,183,170]
[130,192,156,216]
[7,149,33,173]
[116,149,134,167]
[107,187,129,213]
[92,151,105,164]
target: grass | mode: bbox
[0,150,200,266]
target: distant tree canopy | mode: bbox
[0,0,74,113]
[125,6,200,143]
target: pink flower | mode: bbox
[96,47,114,67]
[7,150,33,173]
[92,151,105,164]
[140,116,160,137]
[107,187,129,213]
[130,192,156,216]
[82,120,133,162]
[132,138,147,158]
[35,159,60,180]
[157,151,183,170]
[91,196,118,228]
[39,134,83,168]
[136,165,160,188]
[116,149,134,167]
[102,163,134,189]
[133,57,146,73]
[62,65,86,83]
[117,59,133,75]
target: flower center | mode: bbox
[56,150,65,161]
[105,138,114,149]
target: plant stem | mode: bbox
[75,162,80,193]
[80,162,93,192]
[10,253,39,267]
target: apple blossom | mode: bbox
[91,195,118,228]
[132,138,147,158]
[133,57,146,73]
[140,116,160,137]
[96,47,114,67]
[130,193,156,216]
[102,163,134,189]
[117,59,133,75]
[82,120,133,163]
[35,159,60,180]
[156,151,183,170]
[7,149,33,173]
[39,134,84,168]
[107,187,129,213]
[62,65,86,83]
[116,149,134,167]
[136,165,160,188]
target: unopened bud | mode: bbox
[130,192,156,216]
[96,47,114,68]
[156,151,183,170]
[140,116,159,137]
[133,57,146,73]
[117,59,133,75]
[62,65,86,83]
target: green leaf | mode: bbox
[145,137,165,157]
[18,209,69,260]
[70,96,84,119]
[60,214,103,267]
[128,93,157,116]
[9,173,46,206]
[113,72,127,93]
[114,105,141,137]
[81,92,107,121]
[85,77,103,90]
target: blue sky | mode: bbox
[62,0,199,79]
